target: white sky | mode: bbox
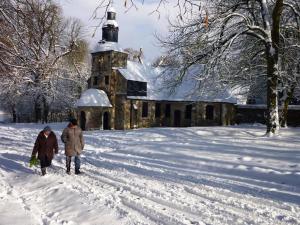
[57,0,178,62]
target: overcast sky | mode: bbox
[57,0,177,62]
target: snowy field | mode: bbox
[0,123,300,225]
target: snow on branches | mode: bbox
[159,0,300,134]
[0,0,89,123]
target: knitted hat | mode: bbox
[69,118,78,126]
[43,126,52,132]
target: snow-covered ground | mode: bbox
[0,123,299,225]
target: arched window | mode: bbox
[206,105,214,120]
[93,76,98,86]
[80,111,86,130]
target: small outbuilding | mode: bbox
[76,89,112,130]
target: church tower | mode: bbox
[102,7,119,43]
[87,6,128,130]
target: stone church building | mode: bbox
[76,7,236,130]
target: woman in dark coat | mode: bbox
[31,126,58,175]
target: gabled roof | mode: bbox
[76,89,112,107]
[117,61,148,82]
[120,61,237,103]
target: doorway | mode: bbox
[174,110,181,127]
[80,111,86,131]
[103,111,110,130]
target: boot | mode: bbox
[66,166,71,175]
[41,168,46,176]
[75,169,81,175]
[66,157,71,175]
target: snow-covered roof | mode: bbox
[119,61,237,103]
[237,104,300,109]
[117,61,148,82]
[91,41,124,54]
[76,89,112,107]
[103,20,118,27]
[108,7,116,13]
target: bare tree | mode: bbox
[278,4,300,127]
[0,0,89,123]
[152,55,180,67]
[124,47,144,63]
[157,0,300,135]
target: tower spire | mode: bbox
[102,5,119,43]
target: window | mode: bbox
[155,103,161,118]
[98,56,104,65]
[98,55,110,71]
[165,104,171,118]
[127,81,147,96]
[105,76,109,85]
[93,76,98,86]
[87,78,91,88]
[247,98,256,104]
[206,105,214,120]
[142,102,148,118]
[185,104,192,119]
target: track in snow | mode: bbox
[0,123,299,225]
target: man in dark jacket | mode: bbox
[31,126,58,176]
[61,119,84,175]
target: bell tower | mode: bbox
[102,7,119,42]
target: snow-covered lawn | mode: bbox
[0,123,299,225]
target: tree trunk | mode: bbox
[280,86,295,127]
[42,96,49,124]
[266,52,280,134]
[34,95,42,123]
[11,106,17,123]
[265,0,284,135]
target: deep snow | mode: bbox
[0,123,299,225]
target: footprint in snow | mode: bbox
[289,164,298,168]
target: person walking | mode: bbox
[61,118,84,175]
[31,126,58,176]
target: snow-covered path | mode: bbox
[0,123,299,225]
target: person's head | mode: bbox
[69,118,78,127]
[43,126,52,136]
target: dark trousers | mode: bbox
[40,155,52,168]
[66,155,81,171]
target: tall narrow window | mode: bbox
[185,104,192,119]
[142,102,148,118]
[87,78,91,88]
[105,76,109,85]
[206,105,214,120]
[93,76,98,86]
[165,104,171,118]
[155,103,161,118]
[98,56,104,70]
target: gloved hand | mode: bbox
[29,155,39,167]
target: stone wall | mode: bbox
[76,107,112,130]
[120,99,236,129]
[236,105,300,126]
